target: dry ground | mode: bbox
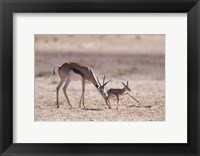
[35,35,165,121]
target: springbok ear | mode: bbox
[122,82,126,86]
[102,80,110,88]
[127,81,129,85]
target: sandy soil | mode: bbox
[35,35,165,121]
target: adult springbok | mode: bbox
[53,62,110,109]
[97,75,111,108]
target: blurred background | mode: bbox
[35,35,165,80]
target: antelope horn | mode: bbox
[103,74,105,85]
[97,76,101,86]
[102,80,111,88]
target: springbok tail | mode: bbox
[53,64,61,76]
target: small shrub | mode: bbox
[117,69,129,76]
[51,80,58,84]
[36,71,52,77]
[130,66,138,72]
[114,67,138,77]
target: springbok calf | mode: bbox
[53,62,111,109]
[105,81,139,109]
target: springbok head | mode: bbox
[97,75,110,98]
[121,81,131,91]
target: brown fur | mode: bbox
[54,62,99,108]
[106,82,132,109]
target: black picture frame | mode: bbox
[0,0,200,155]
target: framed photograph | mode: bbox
[0,0,199,155]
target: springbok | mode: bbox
[106,81,139,109]
[97,75,111,108]
[53,62,111,109]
